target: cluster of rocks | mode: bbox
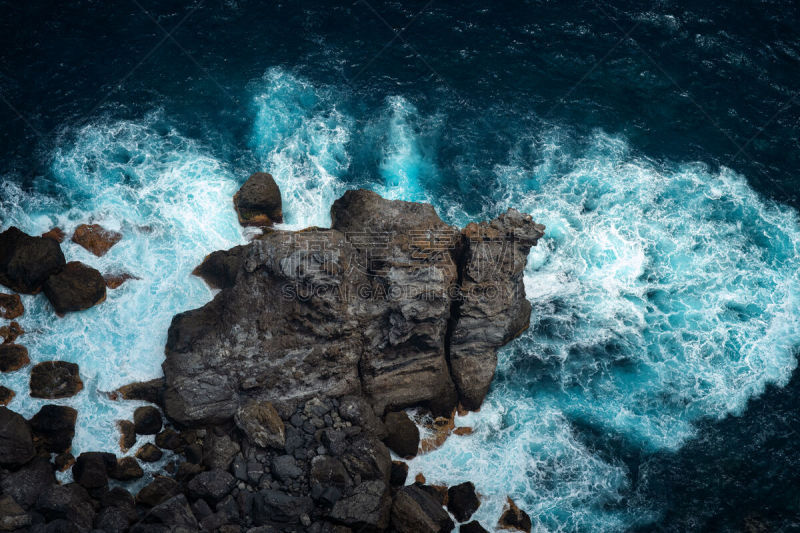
[0,173,542,532]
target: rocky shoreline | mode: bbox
[0,173,544,532]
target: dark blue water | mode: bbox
[1,1,799,531]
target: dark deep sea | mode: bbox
[1,1,799,531]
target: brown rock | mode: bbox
[136,476,180,507]
[0,407,34,466]
[71,224,122,256]
[29,404,77,453]
[0,293,23,319]
[0,386,14,406]
[136,442,163,462]
[29,361,83,398]
[0,344,29,372]
[110,456,144,481]
[0,227,66,294]
[453,427,473,436]
[134,406,162,435]
[118,420,136,452]
[41,227,66,243]
[498,497,532,532]
[54,452,75,471]
[104,272,139,289]
[192,246,246,289]
[415,473,426,484]
[447,481,480,522]
[233,172,283,227]
[383,411,420,458]
[234,400,285,449]
[0,321,24,344]
[390,484,454,532]
[390,460,409,487]
[42,261,106,315]
[115,378,165,406]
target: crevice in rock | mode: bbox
[443,231,469,404]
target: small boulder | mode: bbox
[0,386,14,406]
[390,460,409,487]
[391,484,455,533]
[461,521,490,533]
[233,172,283,226]
[272,455,302,482]
[136,476,180,507]
[0,495,31,531]
[0,292,23,319]
[72,451,116,489]
[0,344,29,372]
[0,321,24,344]
[35,484,95,529]
[117,420,136,452]
[187,469,236,502]
[136,442,163,462]
[41,227,66,243]
[0,227,66,294]
[447,481,480,522]
[139,493,198,529]
[252,489,313,525]
[383,411,420,458]
[0,456,55,508]
[29,404,77,453]
[110,456,144,481]
[133,406,162,435]
[498,497,531,533]
[234,400,285,450]
[329,480,392,530]
[202,432,240,470]
[0,406,34,466]
[71,223,122,256]
[155,428,181,450]
[104,272,139,289]
[54,452,75,471]
[43,261,106,315]
[29,361,83,398]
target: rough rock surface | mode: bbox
[29,404,77,454]
[0,321,24,344]
[29,361,83,398]
[447,481,480,522]
[383,411,420,458]
[498,497,532,532]
[0,343,29,372]
[391,484,455,532]
[41,227,66,243]
[0,386,14,406]
[0,407,34,466]
[235,400,286,449]
[0,227,66,294]
[163,189,542,426]
[42,261,107,315]
[133,406,163,435]
[71,223,122,256]
[0,292,23,319]
[233,172,283,226]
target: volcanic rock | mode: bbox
[116,377,165,406]
[0,321,24,344]
[0,406,34,466]
[0,292,23,319]
[136,476,180,507]
[461,521,490,533]
[202,431,239,470]
[390,460,409,487]
[0,386,14,406]
[117,420,136,452]
[43,261,106,315]
[0,495,30,531]
[498,497,532,532]
[29,404,77,453]
[383,410,420,458]
[110,456,144,481]
[136,493,198,529]
[136,442,163,462]
[0,227,66,294]
[252,489,313,525]
[187,469,236,501]
[235,400,285,449]
[0,457,55,508]
[71,223,122,256]
[329,480,392,530]
[390,483,455,532]
[35,484,95,529]
[155,427,181,450]
[447,481,480,522]
[72,452,116,489]
[0,343,29,372]
[133,405,162,435]
[41,227,66,243]
[104,272,139,289]
[29,361,83,398]
[233,172,283,226]
[192,246,246,289]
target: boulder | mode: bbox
[0,386,14,406]
[54,452,75,472]
[252,489,313,525]
[339,436,392,484]
[35,484,95,529]
[202,431,240,470]
[42,261,106,315]
[233,172,283,226]
[235,400,285,449]
[0,321,24,344]
[0,495,30,531]
[0,343,29,372]
[72,452,116,489]
[29,361,83,398]
[390,484,454,532]
[461,521,490,533]
[272,455,303,482]
[136,476,180,507]
[338,396,387,439]
[155,428,181,450]
[95,506,133,532]
[0,457,55,508]
[138,493,198,529]
[0,227,66,294]
[0,292,23,319]
[498,497,532,533]
[329,480,391,530]
[187,469,236,501]
[29,404,77,453]
[133,405,162,435]
[100,487,138,525]
[0,407,34,466]
[390,460,409,487]
[136,442,163,462]
[71,223,122,256]
[447,481,480,522]
[116,377,165,406]
[41,227,65,243]
[192,246,246,289]
[117,420,136,452]
[383,411,419,458]
[109,456,144,481]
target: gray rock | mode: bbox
[203,432,240,470]
[328,480,391,530]
[447,481,480,522]
[0,456,54,507]
[140,494,198,528]
[0,495,30,531]
[35,484,95,530]
[391,484,454,532]
[187,469,236,501]
[252,489,312,525]
[271,455,302,482]
[95,506,131,533]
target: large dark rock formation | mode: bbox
[233,171,283,227]
[0,227,66,294]
[163,189,543,427]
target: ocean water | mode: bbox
[1,1,799,531]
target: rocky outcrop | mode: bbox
[0,292,23,319]
[0,227,66,294]
[163,189,542,427]
[71,223,122,256]
[43,261,107,315]
[233,172,283,227]
[41,227,65,243]
[29,361,83,398]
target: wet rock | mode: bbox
[203,432,240,470]
[0,457,55,508]
[104,272,139,289]
[136,476,180,507]
[390,460,409,488]
[461,521,490,533]
[133,406,162,435]
[329,480,391,531]
[115,377,165,405]
[72,452,115,489]
[138,493,198,529]
[187,469,236,502]
[447,482,480,522]
[383,411,419,458]
[0,343,29,372]
[0,495,30,531]
[391,484,455,533]
[0,386,14,406]
[29,361,83,398]
[30,404,77,453]
[109,456,144,481]
[136,442,163,462]
[0,406,34,466]
[41,227,65,243]
[233,172,283,227]
[155,427,181,450]
[193,246,246,289]
[117,420,136,452]
[35,484,95,529]
[0,292,23,319]
[43,261,106,315]
[0,227,66,294]
[0,321,24,344]
[235,400,286,449]
[498,497,531,533]
[71,223,122,257]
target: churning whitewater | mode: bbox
[2,69,799,530]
